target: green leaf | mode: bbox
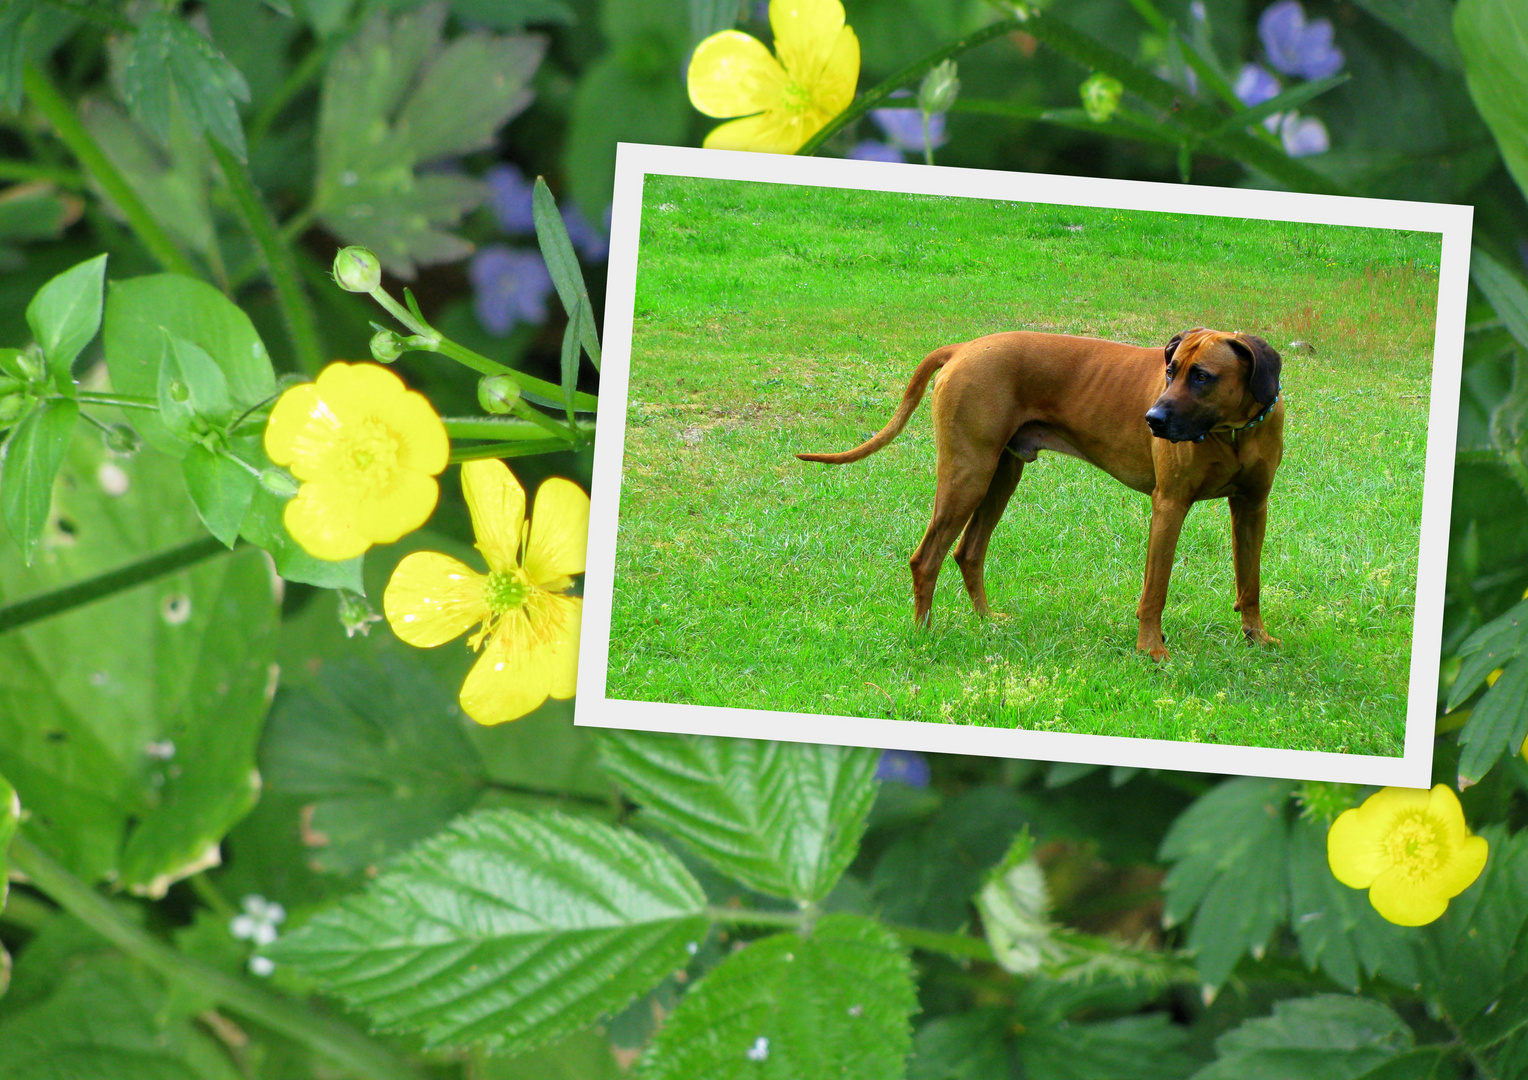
[25,253,105,393]
[1285,816,1422,993]
[1159,778,1296,988]
[688,0,737,44]
[564,52,688,218]
[259,650,486,873]
[181,445,256,547]
[1472,249,1528,352]
[1189,996,1413,1080]
[267,808,708,1054]
[1350,0,1461,69]
[1020,1014,1195,1080]
[473,1029,625,1080]
[0,772,15,914]
[0,398,77,564]
[314,5,544,278]
[103,274,275,457]
[908,1010,1014,1080]
[0,437,278,891]
[1455,0,1528,206]
[595,732,879,901]
[0,0,35,113]
[123,11,251,160]
[638,914,916,1080]
[534,178,601,370]
[450,0,575,31]
[158,333,234,440]
[238,486,365,591]
[1449,597,1528,709]
[1457,656,1528,785]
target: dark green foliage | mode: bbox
[124,12,251,161]
[1190,996,1413,1080]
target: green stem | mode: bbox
[371,287,436,340]
[443,418,566,441]
[0,887,55,931]
[886,923,995,962]
[7,834,424,1080]
[22,62,198,277]
[0,159,84,188]
[511,400,578,442]
[0,535,228,636]
[208,140,325,375]
[248,40,331,146]
[432,338,600,413]
[449,438,580,463]
[76,390,159,410]
[188,872,238,921]
[798,16,1022,156]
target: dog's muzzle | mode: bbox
[1144,405,1206,444]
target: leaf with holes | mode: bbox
[596,731,879,901]
[0,436,278,892]
[1189,996,1413,1080]
[267,809,708,1054]
[1160,777,1295,988]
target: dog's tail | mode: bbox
[796,346,956,465]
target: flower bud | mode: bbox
[104,423,142,456]
[333,246,382,293]
[336,589,382,638]
[1296,780,1358,822]
[15,344,46,384]
[478,374,522,415]
[918,60,961,116]
[0,380,28,427]
[370,329,405,364]
[259,467,300,499]
[1080,72,1123,123]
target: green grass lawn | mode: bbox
[607,174,1443,756]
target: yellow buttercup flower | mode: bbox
[383,459,586,725]
[1327,785,1488,926]
[687,0,859,154]
[264,362,448,562]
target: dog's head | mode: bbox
[1145,329,1282,443]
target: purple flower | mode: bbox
[1235,63,1281,108]
[1259,0,1344,81]
[875,749,931,787]
[1279,111,1330,156]
[870,108,947,153]
[469,246,553,336]
[848,140,904,163]
[563,205,609,263]
[485,164,535,234]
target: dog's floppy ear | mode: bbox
[1229,334,1282,405]
[1164,327,1205,367]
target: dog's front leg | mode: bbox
[1229,493,1280,647]
[1136,492,1191,660]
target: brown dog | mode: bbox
[798,328,1283,659]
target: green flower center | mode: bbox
[1384,813,1443,880]
[781,81,813,113]
[485,570,530,614]
[344,419,402,490]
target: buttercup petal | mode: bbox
[384,551,489,647]
[459,613,554,725]
[1327,805,1387,889]
[688,30,788,118]
[524,478,590,587]
[353,470,439,545]
[283,481,368,562]
[814,25,860,115]
[1433,832,1490,902]
[379,388,449,475]
[771,0,847,87]
[461,459,526,573]
[542,593,582,699]
[1366,865,1450,927]
[704,112,816,154]
[315,361,407,424]
[263,382,320,467]
[1424,784,1470,848]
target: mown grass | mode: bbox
[607,174,1442,756]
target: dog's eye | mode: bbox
[1191,368,1211,384]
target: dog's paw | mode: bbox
[1243,627,1281,647]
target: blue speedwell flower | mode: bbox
[470,246,554,336]
[1279,111,1330,156]
[871,106,947,154]
[1235,63,1284,133]
[1259,0,1343,80]
[876,749,931,787]
[562,204,609,263]
[848,140,904,163]
[485,164,536,234]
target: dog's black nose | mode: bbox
[1144,406,1168,434]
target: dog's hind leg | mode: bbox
[910,450,1004,629]
[954,451,1023,616]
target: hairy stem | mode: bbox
[449,438,583,463]
[76,390,159,410]
[23,62,198,278]
[0,535,228,636]
[209,140,325,375]
[8,835,425,1080]
[431,338,599,412]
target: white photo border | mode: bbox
[575,142,1474,788]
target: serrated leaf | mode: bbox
[1449,597,1528,709]
[260,651,486,873]
[1353,1047,1458,1080]
[908,1010,1013,1080]
[1456,0,1528,207]
[238,486,365,591]
[1458,657,1528,785]
[1159,777,1295,988]
[181,444,255,547]
[596,731,879,901]
[1471,250,1528,353]
[25,253,105,393]
[1020,1014,1195,1080]
[0,437,278,890]
[0,772,16,914]
[638,914,916,1080]
[0,954,240,1080]
[1189,996,1413,1080]
[124,11,250,160]
[0,398,77,563]
[313,3,543,278]
[103,274,274,457]
[267,809,708,1054]
[1286,816,1422,993]
[534,178,601,370]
